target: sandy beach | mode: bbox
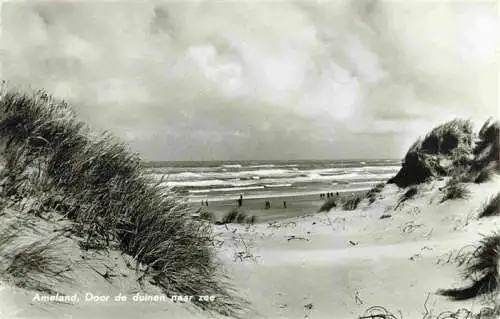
[2,174,499,319]
[0,2,498,319]
[190,190,367,223]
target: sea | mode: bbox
[142,159,402,203]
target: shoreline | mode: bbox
[190,189,369,223]
[186,186,373,203]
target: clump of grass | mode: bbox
[342,195,363,211]
[438,233,500,300]
[440,182,471,203]
[400,186,418,203]
[478,193,500,218]
[366,183,385,204]
[474,165,496,184]
[319,198,337,212]
[0,87,249,316]
[473,118,500,172]
[236,211,247,223]
[245,215,256,225]
[221,208,256,225]
[222,208,239,224]
[2,237,72,294]
[199,210,215,222]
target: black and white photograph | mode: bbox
[0,0,498,318]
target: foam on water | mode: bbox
[144,159,400,201]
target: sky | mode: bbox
[1,0,498,161]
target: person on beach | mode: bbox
[237,194,243,207]
[327,193,330,198]
[283,201,287,209]
[205,200,208,206]
[336,192,339,197]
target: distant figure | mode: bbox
[320,193,323,199]
[265,200,271,209]
[336,192,339,197]
[201,200,204,206]
[327,193,330,199]
[205,200,208,206]
[283,201,287,209]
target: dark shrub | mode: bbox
[439,234,500,300]
[478,193,500,218]
[342,195,362,211]
[441,182,471,202]
[388,119,474,188]
[366,183,385,204]
[400,186,418,203]
[319,198,336,212]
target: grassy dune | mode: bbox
[359,117,500,318]
[0,86,248,317]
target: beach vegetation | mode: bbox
[319,198,337,212]
[400,186,418,203]
[438,233,500,301]
[366,183,385,205]
[440,182,471,203]
[221,208,256,225]
[0,86,248,317]
[3,236,72,294]
[342,195,363,211]
[478,192,500,218]
[198,210,215,222]
[388,119,477,188]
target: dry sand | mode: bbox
[1,176,499,319]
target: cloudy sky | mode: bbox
[1,0,498,160]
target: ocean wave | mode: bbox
[264,183,293,188]
[220,164,242,168]
[189,186,265,194]
[247,164,276,168]
[162,179,238,188]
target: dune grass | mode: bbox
[342,194,363,211]
[441,182,471,203]
[366,183,385,205]
[0,87,248,317]
[319,197,337,212]
[400,187,418,203]
[473,118,500,172]
[478,193,500,218]
[474,166,496,183]
[199,210,216,222]
[440,182,471,203]
[388,119,474,188]
[221,208,256,225]
[438,233,500,301]
[3,237,73,295]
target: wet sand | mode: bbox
[190,190,368,223]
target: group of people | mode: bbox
[320,192,339,199]
[200,194,289,210]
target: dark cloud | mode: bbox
[1,0,497,160]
